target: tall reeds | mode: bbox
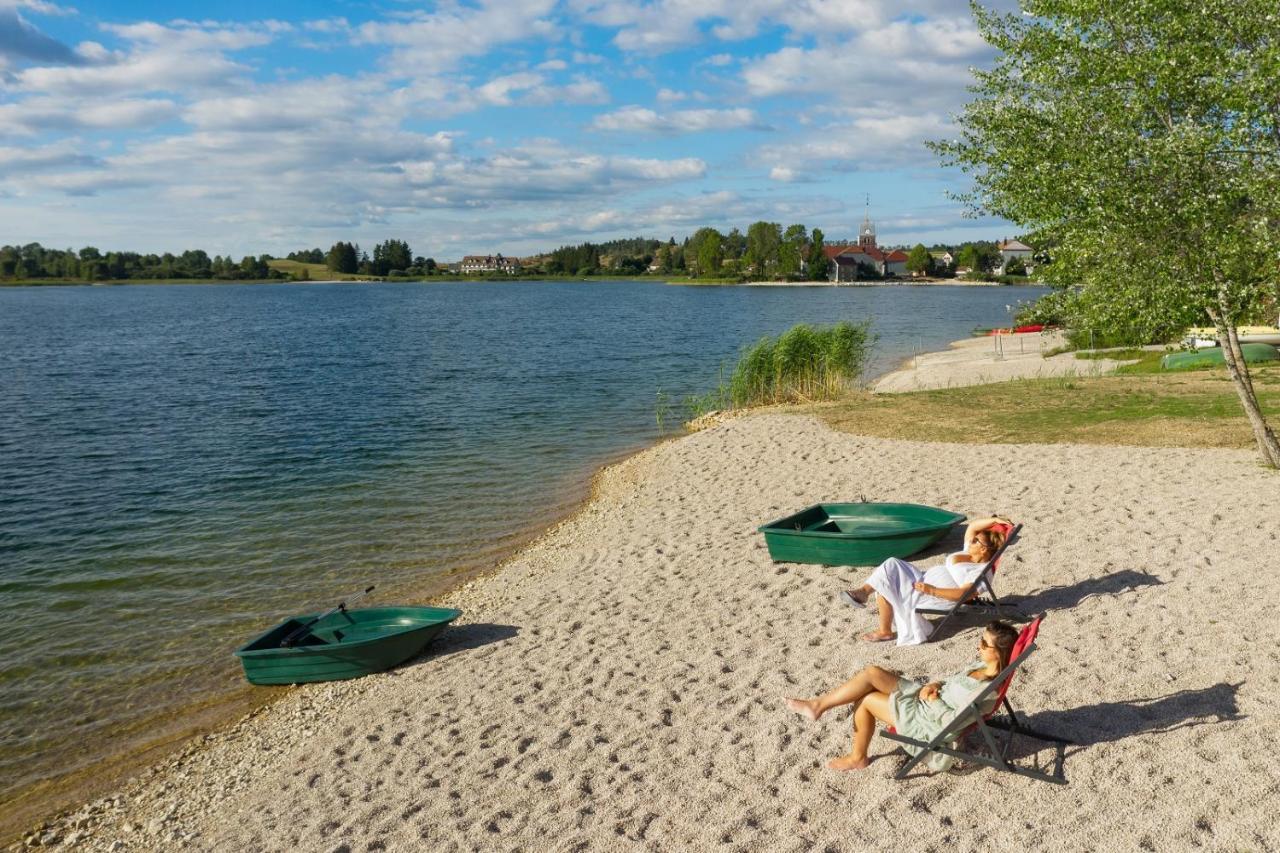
[728,321,873,406]
[672,322,873,427]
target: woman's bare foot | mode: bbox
[860,631,896,643]
[784,697,823,721]
[827,753,871,771]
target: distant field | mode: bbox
[266,260,378,281]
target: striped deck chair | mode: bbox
[882,614,1070,784]
[917,522,1022,640]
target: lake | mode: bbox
[0,279,1045,804]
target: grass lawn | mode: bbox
[810,353,1280,451]
[266,259,378,281]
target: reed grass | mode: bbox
[680,322,873,421]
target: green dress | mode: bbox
[890,661,999,772]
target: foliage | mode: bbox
[807,228,830,280]
[287,248,325,264]
[689,227,725,276]
[326,242,359,274]
[933,0,1280,463]
[1013,287,1075,327]
[369,239,412,276]
[906,243,933,276]
[744,221,782,277]
[726,321,874,407]
[0,242,287,281]
[779,224,807,278]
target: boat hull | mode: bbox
[757,503,965,567]
[1161,343,1280,371]
[234,606,462,685]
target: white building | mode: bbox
[996,239,1034,274]
[460,254,520,274]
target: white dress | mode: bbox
[862,553,989,646]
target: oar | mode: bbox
[279,585,376,648]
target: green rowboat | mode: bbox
[1160,342,1279,371]
[757,503,966,567]
[235,605,462,685]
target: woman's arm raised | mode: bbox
[962,515,1012,548]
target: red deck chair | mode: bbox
[917,522,1022,640]
[881,614,1070,783]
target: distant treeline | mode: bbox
[0,244,281,281]
[0,231,1027,284]
[545,223,833,280]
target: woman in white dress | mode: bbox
[840,516,1010,645]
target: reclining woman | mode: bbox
[841,516,1011,645]
[785,619,1019,771]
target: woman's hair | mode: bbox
[973,526,1007,562]
[985,620,1020,672]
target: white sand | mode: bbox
[38,411,1280,851]
[873,331,1138,392]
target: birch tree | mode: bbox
[936,0,1280,467]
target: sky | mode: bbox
[0,0,1023,259]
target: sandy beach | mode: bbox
[873,331,1138,392]
[19,342,1280,852]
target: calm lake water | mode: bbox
[0,279,1045,801]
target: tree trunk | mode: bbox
[1208,301,1280,468]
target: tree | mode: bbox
[744,221,782,278]
[779,224,807,278]
[935,0,1280,466]
[955,244,980,272]
[906,243,933,277]
[326,242,358,274]
[689,227,724,277]
[807,228,830,280]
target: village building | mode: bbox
[823,214,909,281]
[460,254,520,274]
[996,239,1034,274]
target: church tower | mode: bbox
[858,197,877,250]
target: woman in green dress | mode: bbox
[785,620,1020,771]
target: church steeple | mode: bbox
[858,195,877,250]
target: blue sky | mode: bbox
[0,0,1021,259]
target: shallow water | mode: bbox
[0,279,1044,800]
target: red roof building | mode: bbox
[822,214,909,281]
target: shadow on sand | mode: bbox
[934,683,1244,780]
[1022,681,1245,747]
[395,622,520,672]
[1005,568,1164,613]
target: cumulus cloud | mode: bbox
[757,112,953,180]
[590,105,768,134]
[15,21,279,95]
[355,0,558,76]
[0,96,178,135]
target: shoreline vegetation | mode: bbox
[12,328,1279,847]
[0,231,1034,287]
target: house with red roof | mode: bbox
[823,214,908,281]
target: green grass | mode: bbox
[266,260,378,281]
[811,364,1280,450]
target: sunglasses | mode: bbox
[979,636,993,650]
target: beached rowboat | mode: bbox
[1160,343,1280,371]
[757,502,965,567]
[1183,325,1280,349]
[235,606,462,685]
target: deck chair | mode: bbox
[881,614,1070,784]
[917,522,1022,639]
